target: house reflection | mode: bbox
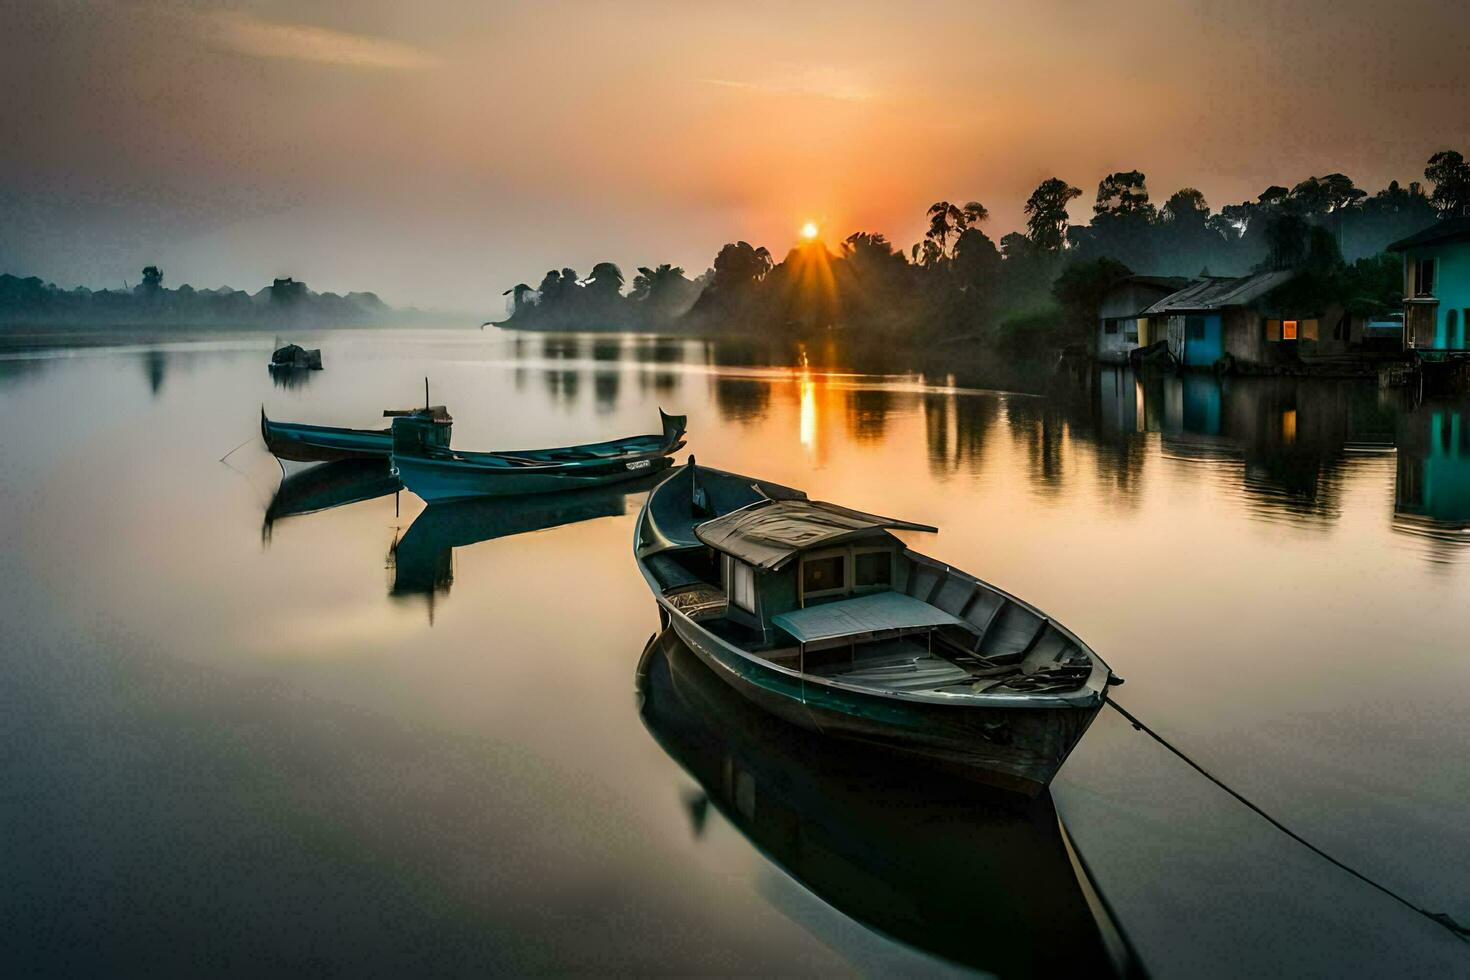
[1091,367,1393,524]
[1394,404,1470,560]
[636,630,1135,978]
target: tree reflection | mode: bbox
[923,392,999,477]
[844,388,891,443]
[593,369,620,414]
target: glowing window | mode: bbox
[1283,320,1298,341]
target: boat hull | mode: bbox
[261,414,391,464]
[667,612,1100,796]
[396,452,673,504]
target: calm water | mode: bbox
[3,329,1469,977]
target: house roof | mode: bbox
[695,498,936,571]
[1387,216,1470,252]
[1123,275,1192,291]
[1142,270,1297,315]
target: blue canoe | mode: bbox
[260,405,452,465]
[392,409,687,504]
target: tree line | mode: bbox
[0,268,391,327]
[501,149,1470,357]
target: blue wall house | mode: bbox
[1141,271,1299,369]
[1095,276,1188,363]
[1387,216,1470,354]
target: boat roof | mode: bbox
[383,405,452,422]
[694,498,936,571]
[771,591,966,643]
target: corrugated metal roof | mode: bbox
[1142,270,1297,314]
[1387,216,1470,252]
[695,498,936,570]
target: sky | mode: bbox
[3,0,1470,313]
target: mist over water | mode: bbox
[2,327,1467,975]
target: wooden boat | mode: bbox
[260,404,452,466]
[636,630,1139,977]
[270,343,322,369]
[391,409,686,504]
[633,460,1119,797]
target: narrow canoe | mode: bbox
[633,461,1117,796]
[393,409,686,504]
[260,405,451,465]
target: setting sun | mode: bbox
[800,221,819,240]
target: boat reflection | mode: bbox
[388,474,664,606]
[636,629,1140,978]
[262,459,401,541]
[268,363,314,389]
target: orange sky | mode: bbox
[3,0,1469,311]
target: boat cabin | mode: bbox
[387,406,454,454]
[694,497,929,644]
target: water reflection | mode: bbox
[268,364,314,389]
[1394,403,1470,561]
[636,630,1137,978]
[388,475,663,615]
[143,349,167,397]
[262,460,400,541]
[923,390,999,477]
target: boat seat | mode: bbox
[978,602,1047,663]
[905,559,945,603]
[932,573,977,616]
[644,553,705,592]
[818,654,971,692]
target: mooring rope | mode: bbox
[1105,697,1469,943]
[218,434,256,463]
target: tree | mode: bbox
[631,264,696,315]
[140,265,163,292]
[1093,171,1154,220]
[501,283,535,312]
[711,241,773,292]
[1425,150,1470,217]
[1162,188,1209,227]
[1024,178,1082,252]
[586,261,625,298]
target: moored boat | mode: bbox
[633,460,1118,796]
[260,404,452,467]
[391,409,686,504]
